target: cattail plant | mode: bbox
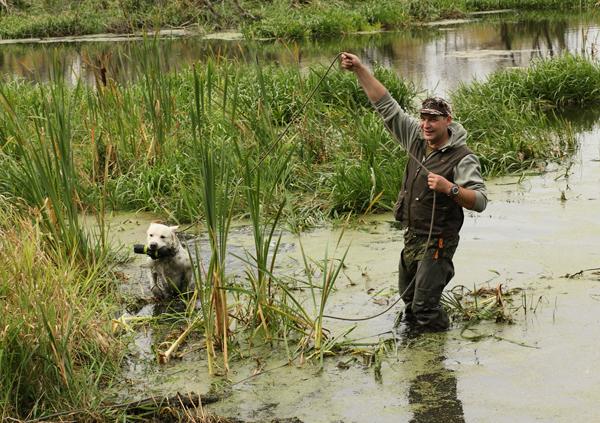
[0,62,108,265]
[189,62,235,374]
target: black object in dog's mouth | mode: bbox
[133,244,176,260]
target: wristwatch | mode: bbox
[449,184,460,196]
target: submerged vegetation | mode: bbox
[0,0,598,40]
[443,283,520,324]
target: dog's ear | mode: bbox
[169,226,179,243]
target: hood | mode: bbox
[446,121,468,148]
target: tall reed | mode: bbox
[0,63,108,265]
[189,62,235,374]
[231,61,298,340]
[134,38,177,164]
[297,228,350,365]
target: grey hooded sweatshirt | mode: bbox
[372,92,488,212]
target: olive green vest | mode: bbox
[394,140,472,237]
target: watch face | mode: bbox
[451,185,459,195]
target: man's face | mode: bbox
[420,114,452,146]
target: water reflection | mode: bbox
[1,12,599,96]
[400,331,465,423]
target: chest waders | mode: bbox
[395,144,471,331]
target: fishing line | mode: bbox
[252,52,343,171]
[255,52,433,175]
[183,52,441,323]
[322,193,436,322]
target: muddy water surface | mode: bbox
[110,121,600,422]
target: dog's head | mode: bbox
[146,222,180,252]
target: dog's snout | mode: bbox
[149,242,158,250]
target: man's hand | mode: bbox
[428,172,478,209]
[338,51,386,102]
[427,172,453,194]
[340,52,362,72]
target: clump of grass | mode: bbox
[442,283,520,323]
[452,54,600,176]
[0,197,122,420]
[188,61,237,374]
[0,62,110,264]
[360,0,410,29]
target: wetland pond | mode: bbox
[8,10,600,422]
[113,124,600,422]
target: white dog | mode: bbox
[144,222,193,300]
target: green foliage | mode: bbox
[1,0,598,40]
[465,0,597,11]
[244,5,368,39]
[0,12,107,38]
[0,198,122,419]
[452,54,598,175]
[0,64,110,264]
[406,0,465,21]
[1,50,598,224]
[360,0,410,28]
[330,112,407,213]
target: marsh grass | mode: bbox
[134,39,177,163]
[1,51,597,223]
[465,0,597,11]
[0,197,122,420]
[244,0,597,40]
[181,55,359,369]
[0,0,597,40]
[0,64,109,265]
[2,48,599,387]
[1,51,419,221]
[451,54,598,176]
[188,62,237,374]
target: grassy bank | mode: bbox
[0,0,597,40]
[1,52,595,226]
[0,197,123,420]
[452,54,600,175]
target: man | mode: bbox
[340,52,487,331]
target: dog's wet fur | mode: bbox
[143,222,193,301]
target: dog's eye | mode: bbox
[149,234,154,237]
[160,235,166,239]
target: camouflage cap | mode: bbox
[420,97,452,117]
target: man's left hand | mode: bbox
[427,172,453,194]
